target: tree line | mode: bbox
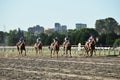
[0,17,120,47]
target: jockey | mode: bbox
[88,35,94,42]
[64,36,70,44]
[18,36,24,45]
[87,35,95,49]
[36,37,42,43]
[19,36,24,41]
[53,37,58,44]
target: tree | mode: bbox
[106,32,118,46]
[8,30,18,46]
[95,17,119,34]
[95,19,105,33]
[114,25,120,35]
[24,32,36,46]
[98,32,118,46]
[0,31,5,45]
[98,33,106,46]
[0,31,5,43]
[113,38,120,47]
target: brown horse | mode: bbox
[34,42,42,55]
[84,39,96,57]
[63,40,72,57]
[16,40,26,56]
[50,41,60,58]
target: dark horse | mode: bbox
[16,40,26,56]
[50,41,60,58]
[34,42,42,55]
[84,39,96,57]
[63,40,72,57]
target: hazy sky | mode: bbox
[0,0,120,32]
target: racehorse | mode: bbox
[50,41,60,58]
[34,42,42,55]
[84,39,96,57]
[63,40,72,57]
[16,40,26,56]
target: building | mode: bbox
[54,23,61,32]
[28,25,44,34]
[54,23,67,32]
[61,25,67,31]
[76,23,87,30]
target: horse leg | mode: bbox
[94,50,96,56]
[65,50,68,57]
[53,50,55,57]
[40,49,42,54]
[84,49,86,57]
[90,50,93,57]
[38,49,40,54]
[18,46,21,55]
[17,48,20,55]
[62,49,64,56]
[36,48,38,55]
[19,50,21,55]
[61,48,65,57]
[50,50,52,58]
[17,46,20,55]
[38,49,42,56]
[84,49,88,57]
[69,50,72,58]
[21,50,23,56]
[56,51,58,58]
[24,49,26,56]
[53,50,55,55]
[41,49,42,55]
[87,50,91,57]
[36,49,37,54]
[35,47,37,55]
[40,49,42,56]
[52,50,55,58]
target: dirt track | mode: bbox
[0,53,120,80]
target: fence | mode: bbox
[0,46,120,56]
[76,46,120,56]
